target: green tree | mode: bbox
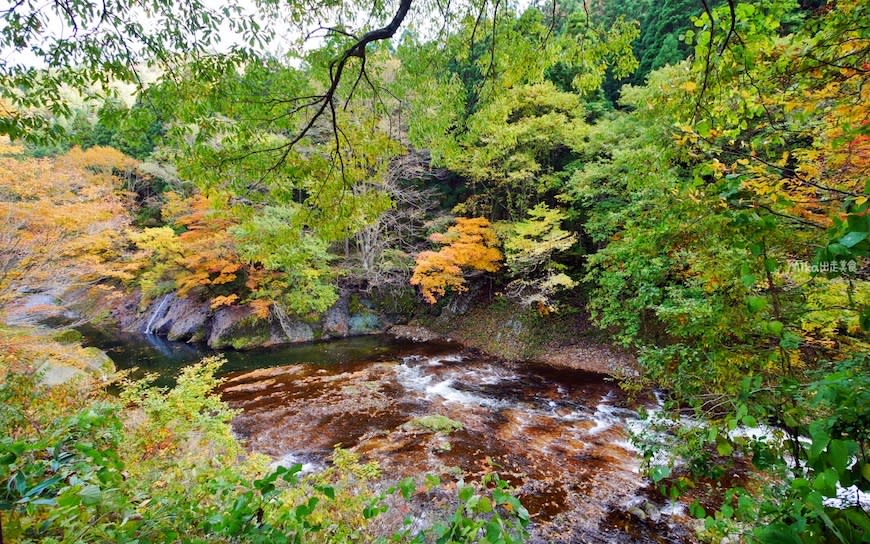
[503,203,577,312]
[232,206,339,315]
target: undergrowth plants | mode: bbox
[0,355,528,543]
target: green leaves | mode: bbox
[398,477,416,500]
[431,81,587,220]
[747,296,768,314]
[838,231,868,249]
[3,355,532,543]
[650,465,671,483]
[233,206,339,315]
[78,484,102,506]
[715,436,733,457]
[1,0,265,141]
[779,332,802,350]
[503,203,578,310]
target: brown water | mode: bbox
[217,340,696,543]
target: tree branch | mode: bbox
[252,0,414,184]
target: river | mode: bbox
[80,327,696,543]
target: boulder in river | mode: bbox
[131,293,210,341]
[163,295,211,342]
[208,305,270,349]
[35,345,116,386]
[322,293,386,339]
[322,295,350,338]
[270,306,316,344]
[209,304,317,349]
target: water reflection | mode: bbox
[78,324,453,386]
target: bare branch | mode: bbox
[250,0,414,184]
[694,0,716,122]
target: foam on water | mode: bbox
[424,378,508,407]
[660,500,687,517]
[588,394,637,435]
[394,357,510,408]
[823,484,870,511]
[271,452,321,474]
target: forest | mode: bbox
[0,0,868,542]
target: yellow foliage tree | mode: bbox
[410,217,502,303]
[127,193,246,308]
[0,143,134,302]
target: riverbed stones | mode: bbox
[387,325,443,342]
[38,362,86,386]
[80,346,115,375]
[403,415,464,433]
[643,501,662,523]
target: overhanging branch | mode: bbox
[237,0,413,187]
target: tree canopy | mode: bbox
[1,0,869,542]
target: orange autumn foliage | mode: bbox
[171,194,243,298]
[0,143,134,300]
[128,192,251,309]
[410,217,502,304]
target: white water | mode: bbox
[271,452,321,474]
[394,355,511,408]
[144,294,171,335]
[271,303,295,340]
[217,347,697,542]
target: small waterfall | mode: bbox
[271,303,294,339]
[144,294,171,335]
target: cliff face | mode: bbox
[126,290,394,350]
[4,280,406,351]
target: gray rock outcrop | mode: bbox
[128,290,391,350]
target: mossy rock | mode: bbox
[209,307,272,349]
[371,287,419,316]
[52,329,83,344]
[80,347,116,374]
[348,294,365,315]
[434,439,452,452]
[404,415,464,434]
[229,330,271,350]
[90,310,114,326]
[348,313,380,334]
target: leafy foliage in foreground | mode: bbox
[566,2,870,542]
[0,354,528,543]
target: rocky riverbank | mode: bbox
[391,296,640,379]
[388,323,639,379]
[4,284,640,380]
[5,285,398,349]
